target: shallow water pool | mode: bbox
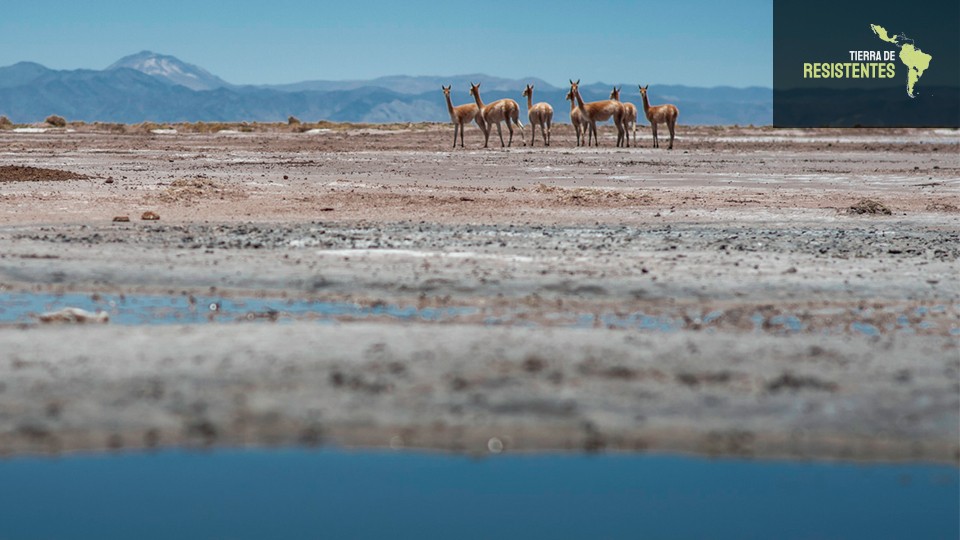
[0,448,956,539]
[0,292,475,325]
[1,292,956,336]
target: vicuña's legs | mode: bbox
[496,122,505,147]
[475,116,485,144]
[668,121,675,150]
[530,121,536,147]
[613,117,624,148]
[506,119,514,147]
[652,123,659,148]
[513,114,524,146]
[546,119,551,146]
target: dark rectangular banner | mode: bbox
[774,0,959,127]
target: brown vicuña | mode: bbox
[442,85,485,148]
[569,79,626,147]
[565,90,588,147]
[469,82,525,148]
[638,85,679,150]
[521,84,554,147]
[609,86,638,148]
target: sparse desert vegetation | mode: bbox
[848,198,893,215]
[44,114,67,127]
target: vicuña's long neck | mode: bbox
[525,93,533,111]
[444,93,455,116]
[568,98,576,113]
[472,91,485,110]
[573,88,587,113]
[641,93,651,113]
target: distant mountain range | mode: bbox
[0,51,772,125]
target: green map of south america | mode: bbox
[870,24,933,98]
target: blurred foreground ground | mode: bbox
[0,124,957,461]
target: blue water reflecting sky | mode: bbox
[0,448,956,539]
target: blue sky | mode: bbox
[2,0,772,87]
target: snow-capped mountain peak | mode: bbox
[107,51,230,91]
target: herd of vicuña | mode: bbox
[444,80,679,150]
